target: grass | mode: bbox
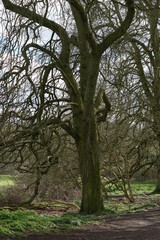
[0,194,159,238]
[0,198,159,238]
[0,209,97,238]
[106,180,157,196]
[104,199,159,215]
[0,209,55,237]
[0,175,15,187]
[0,179,159,238]
[130,181,156,194]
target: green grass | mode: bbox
[48,213,98,231]
[0,209,97,238]
[0,209,55,237]
[104,199,159,215]
[0,175,15,187]
[0,196,159,238]
[106,181,157,196]
[0,180,159,238]
[130,181,156,194]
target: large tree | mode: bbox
[1,0,135,213]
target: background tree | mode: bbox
[109,0,160,192]
[99,82,157,202]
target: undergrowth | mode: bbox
[0,180,159,238]
[106,181,156,196]
[104,200,159,214]
[0,209,96,238]
[0,209,55,237]
[0,198,159,238]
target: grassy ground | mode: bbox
[0,175,15,187]
[0,199,159,238]
[0,209,98,238]
[0,176,159,238]
[106,180,157,196]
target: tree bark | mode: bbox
[76,116,104,213]
[153,139,160,194]
[152,165,160,194]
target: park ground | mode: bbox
[0,176,160,239]
[4,207,160,240]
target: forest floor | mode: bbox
[6,207,160,240]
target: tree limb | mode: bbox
[98,0,135,55]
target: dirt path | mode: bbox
[5,208,160,240]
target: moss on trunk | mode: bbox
[76,116,104,214]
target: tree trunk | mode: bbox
[76,116,104,214]
[152,165,160,194]
[152,136,160,194]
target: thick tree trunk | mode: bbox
[76,117,104,214]
[77,141,104,213]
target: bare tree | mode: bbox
[115,0,160,192]
[1,0,135,213]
